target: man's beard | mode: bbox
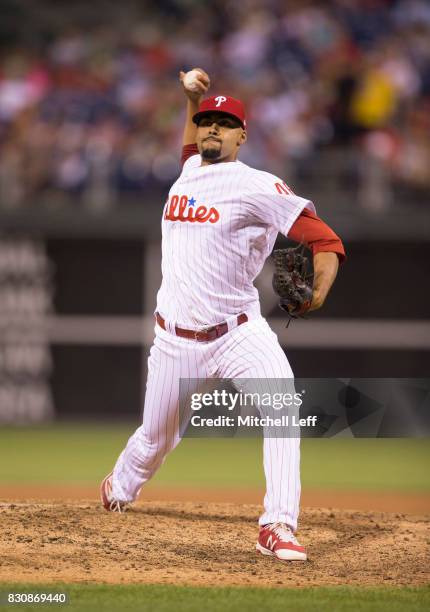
[201,146,221,160]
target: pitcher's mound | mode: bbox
[0,501,428,587]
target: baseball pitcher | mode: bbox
[101,68,345,562]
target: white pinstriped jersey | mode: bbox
[156,153,315,328]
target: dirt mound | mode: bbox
[1,484,429,515]
[0,501,428,587]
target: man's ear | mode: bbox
[238,129,247,145]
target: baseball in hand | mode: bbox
[182,70,202,92]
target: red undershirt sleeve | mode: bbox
[181,144,199,165]
[288,208,346,264]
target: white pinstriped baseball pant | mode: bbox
[111,316,301,530]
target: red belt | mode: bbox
[155,312,248,342]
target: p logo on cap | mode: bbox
[215,96,227,107]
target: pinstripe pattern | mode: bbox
[111,154,311,532]
[156,155,314,328]
[112,318,301,531]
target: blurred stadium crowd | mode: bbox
[0,0,429,209]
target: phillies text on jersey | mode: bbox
[164,194,220,224]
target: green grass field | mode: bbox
[1,425,429,611]
[1,424,429,492]
[0,584,429,612]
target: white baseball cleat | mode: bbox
[256,522,307,561]
[100,472,129,513]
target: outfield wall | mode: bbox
[0,218,429,423]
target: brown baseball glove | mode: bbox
[272,246,313,320]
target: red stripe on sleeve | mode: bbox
[288,208,346,264]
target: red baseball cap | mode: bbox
[193,95,247,129]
